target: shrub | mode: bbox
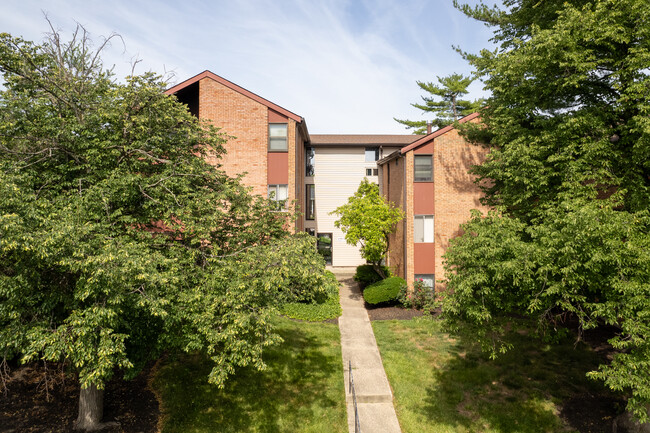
[280,271,342,321]
[354,264,391,286]
[363,276,405,305]
[398,279,435,310]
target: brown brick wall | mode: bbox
[385,157,405,278]
[433,125,489,290]
[198,77,269,197]
[405,152,415,286]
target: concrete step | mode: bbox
[347,401,402,433]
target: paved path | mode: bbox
[332,268,402,433]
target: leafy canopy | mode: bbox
[443,0,650,420]
[331,179,403,272]
[395,73,483,134]
[0,25,329,402]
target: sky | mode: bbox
[2,0,497,134]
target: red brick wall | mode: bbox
[433,124,489,289]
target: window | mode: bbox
[365,168,379,176]
[306,228,315,236]
[268,184,288,210]
[414,155,433,182]
[306,184,315,220]
[269,124,288,151]
[306,146,315,176]
[414,215,434,243]
[317,233,332,265]
[365,147,379,162]
[415,274,435,289]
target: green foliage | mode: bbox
[398,279,435,311]
[394,73,483,134]
[331,179,403,271]
[445,0,650,419]
[353,264,391,286]
[154,316,347,433]
[0,25,324,405]
[363,277,405,305]
[280,271,342,322]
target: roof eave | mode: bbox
[400,112,481,154]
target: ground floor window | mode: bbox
[415,274,435,289]
[306,228,315,236]
[268,184,288,210]
[317,233,332,265]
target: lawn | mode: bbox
[373,317,623,433]
[154,316,347,433]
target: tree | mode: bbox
[331,179,404,278]
[443,0,650,421]
[0,25,329,430]
[394,73,483,134]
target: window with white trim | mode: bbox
[269,124,288,151]
[415,274,435,289]
[414,215,434,243]
[365,168,379,176]
[414,155,433,182]
[268,184,288,210]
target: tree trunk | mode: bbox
[74,384,104,431]
[372,262,387,279]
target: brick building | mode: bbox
[166,71,486,277]
[378,112,489,290]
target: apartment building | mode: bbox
[378,112,489,290]
[167,71,486,279]
[166,70,421,265]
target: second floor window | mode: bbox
[306,184,315,220]
[268,184,288,210]
[269,124,288,151]
[414,215,434,243]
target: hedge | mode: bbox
[363,276,405,305]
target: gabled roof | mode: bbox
[400,112,481,154]
[310,134,423,147]
[165,70,304,123]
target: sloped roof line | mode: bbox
[165,70,304,123]
[310,134,423,146]
[400,112,481,154]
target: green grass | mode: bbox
[281,271,342,321]
[373,317,621,433]
[154,316,347,433]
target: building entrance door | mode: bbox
[317,233,332,265]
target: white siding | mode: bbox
[304,146,401,267]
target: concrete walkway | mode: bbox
[332,268,402,433]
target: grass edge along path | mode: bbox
[372,316,623,433]
[153,315,347,433]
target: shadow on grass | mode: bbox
[418,325,623,433]
[154,319,345,433]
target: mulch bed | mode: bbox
[0,361,159,433]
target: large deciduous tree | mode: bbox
[0,25,329,430]
[394,73,483,134]
[442,0,650,420]
[331,179,403,278]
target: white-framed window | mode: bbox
[415,274,435,289]
[365,147,379,162]
[365,168,379,176]
[414,215,434,243]
[414,155,433,182]
[269,123,288,151]
[268,184,288,210]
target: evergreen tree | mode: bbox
[395,73,483,134]
[443,0,650,421]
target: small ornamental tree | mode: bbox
[0,24,328,431]
[394,73,483,134]
[331,179,403,279]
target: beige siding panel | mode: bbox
[307,146,401,267]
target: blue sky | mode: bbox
[3,0,496,134]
